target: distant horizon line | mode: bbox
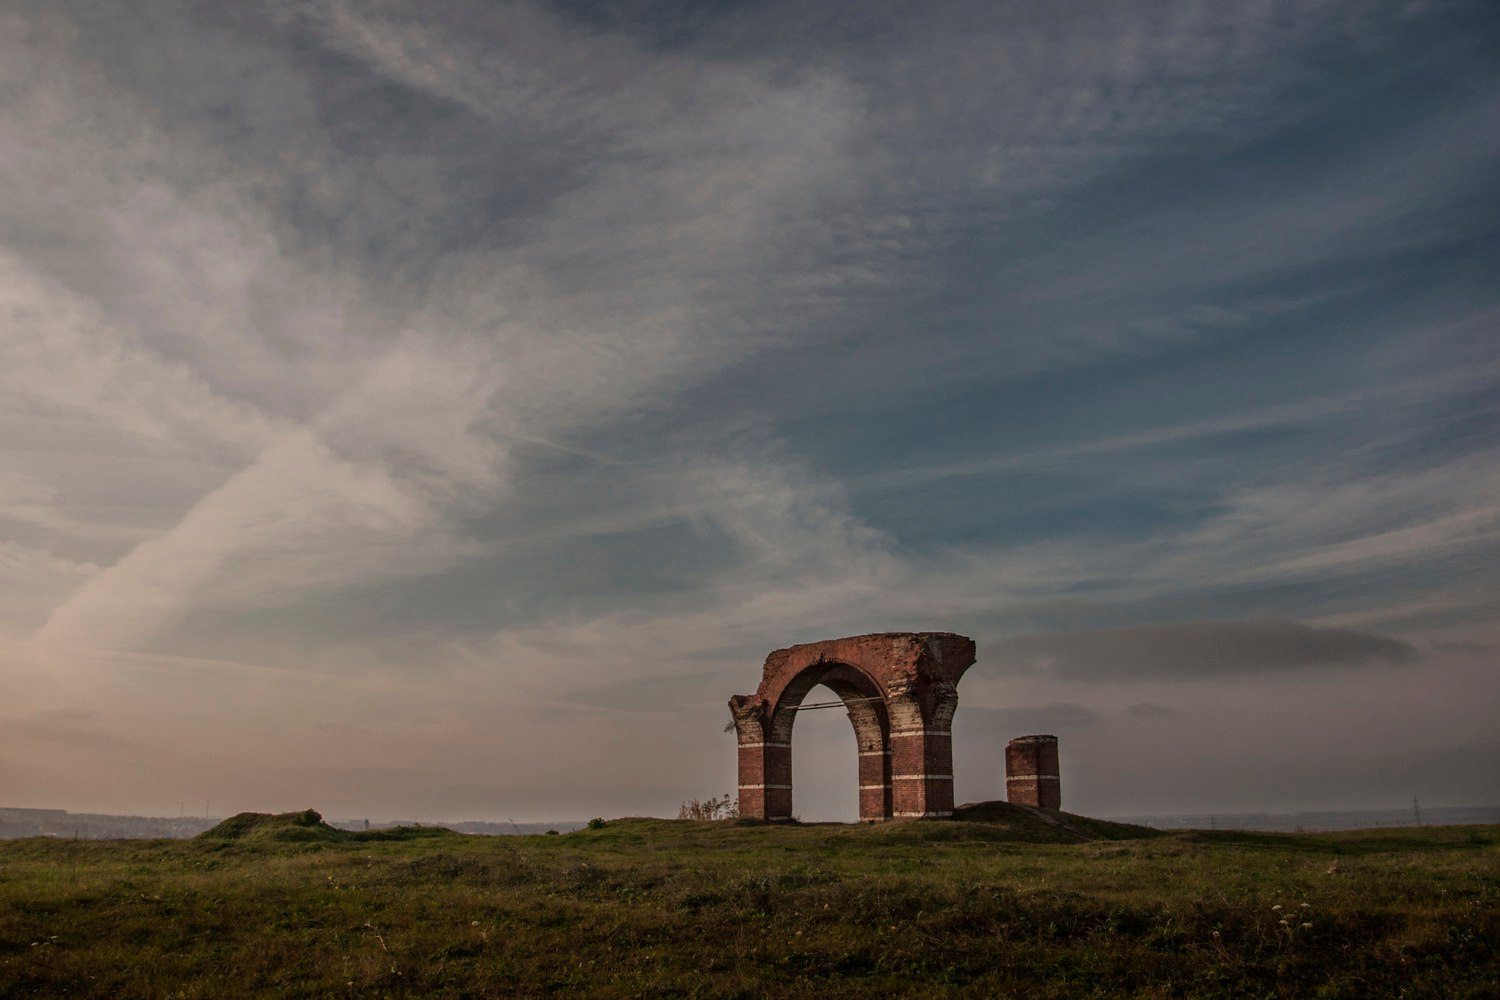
[5,802,1498,827]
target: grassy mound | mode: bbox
[198,809,333,842]
[197,809,453,845]
[950,799,1159,841]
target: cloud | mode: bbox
[5,1,895,656]
[1,0,1495,819]
[999,622,1419,680]
[1427,639,1496,655]
[1,709,144,753]
[559,671,723,714]
[0,541,97,633]
[962,702,1101,732]
[471,450,909,697]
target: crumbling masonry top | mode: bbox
[732,632,975,710]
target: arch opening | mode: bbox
[766,662,891,823]
[787,684,862,822]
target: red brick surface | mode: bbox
[1005,734,1061,810]
[729,632,975,822]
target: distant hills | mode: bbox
[0,806,582,840]
[5,803,1496,840]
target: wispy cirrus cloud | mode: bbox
[10,0,889,656]
[2,0,1496,820]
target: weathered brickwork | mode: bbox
[729,632,976,822]
[1005,734,1061,810]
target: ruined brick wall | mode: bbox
[730,632,976,822]
[1005,734,1061,810]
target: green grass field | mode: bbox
[1,807,1494,998]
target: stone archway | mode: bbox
[729,632,976,822]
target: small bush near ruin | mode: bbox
[677,793,739,821]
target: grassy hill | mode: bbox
[1,808,1494,998]
[197,809,456,846]
[949,799,1158,840]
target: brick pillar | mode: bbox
[737,740,792,821]
[1006,734,1061,810]
[857,745,891,822]
[730,695,794,821]
[890,729,955,818]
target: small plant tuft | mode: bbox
[586,817,607,830]
[677,794,739,821]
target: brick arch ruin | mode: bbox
[729,632,976,822]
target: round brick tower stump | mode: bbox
[1005,734,1061,810]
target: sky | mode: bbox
[2,0,1496,823]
